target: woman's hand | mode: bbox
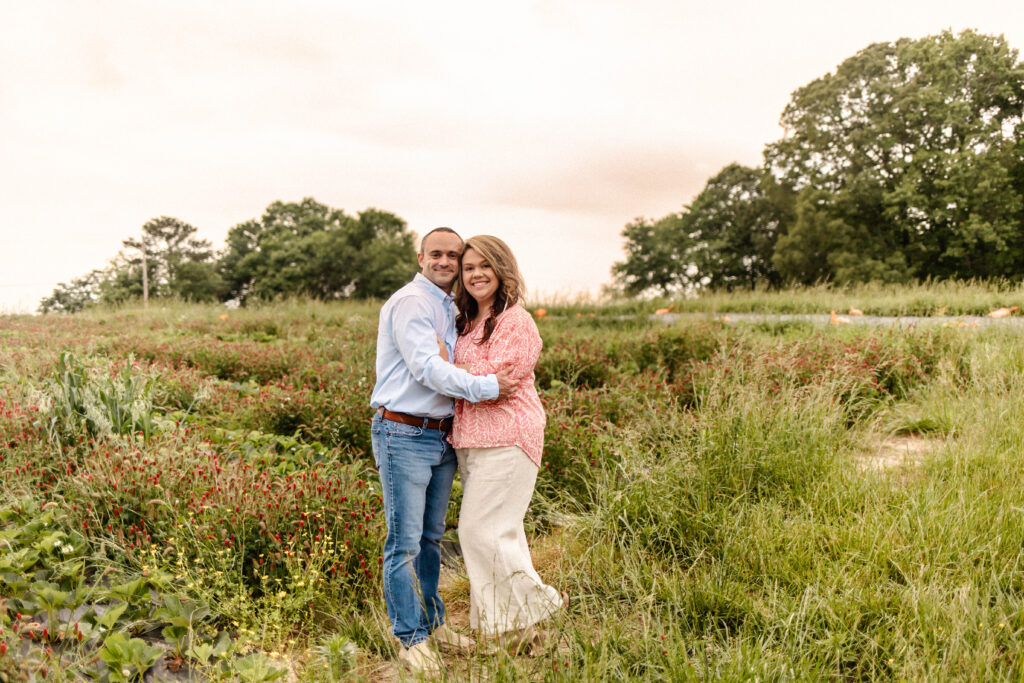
[437,335,450,362]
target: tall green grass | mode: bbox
[2,297,1023,679]
[535,279,1024,318]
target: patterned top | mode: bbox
[449,304,546,466]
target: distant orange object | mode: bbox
[219,313,229,321]
[848,307,864,316]
[654,306,673,315]
[987,305,1018,319]
[830,310,851,325]
[534,308,547,319]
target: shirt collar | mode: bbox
[413,272,454,305]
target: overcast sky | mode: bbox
[2,0,1021,312]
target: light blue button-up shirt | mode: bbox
[370,273,499,419]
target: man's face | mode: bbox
[418,231,463,292]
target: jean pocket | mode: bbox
[384,421,424,438]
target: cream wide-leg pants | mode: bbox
[455,446,562,635]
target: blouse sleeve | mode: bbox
[467,308,542,380]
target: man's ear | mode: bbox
[416,252,425,268]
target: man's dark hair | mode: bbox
[419,227,462,255]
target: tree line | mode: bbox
[39,199,419,313]
[614,30,1024,295]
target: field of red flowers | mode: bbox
[3,300,1019,680]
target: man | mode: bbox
[370,227,514,673]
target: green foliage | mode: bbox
[42,351,156,445]
[310,633,357,681]
[225,653,287,682]
[615,30,1024,294]
[39,199,415,313]
[685,164,792,289]
[612,213,691,295]
[221,199,418,303]
[98,632,164,681]
[7,298,1024,679]
[38,270,104,314]
[767,29,1024,282]
[122,216,223,301]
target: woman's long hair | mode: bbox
[454,235,526,343]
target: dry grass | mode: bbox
[857,433,946,472]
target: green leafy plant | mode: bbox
[43,351,157,445]
[98,632,163,681]
[186,630,231,666]
[154,595,211,657]
[311,633,357,681]
[226,653,286,682]
[29,581,68,633]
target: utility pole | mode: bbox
[141,249,149,307]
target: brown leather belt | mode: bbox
[380,408,453,432]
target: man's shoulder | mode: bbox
[382,281,437,318]
[380,277,424,305]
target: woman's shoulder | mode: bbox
[494,304,539,337]
[500,303,536,326]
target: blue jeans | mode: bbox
[371,413,457,647]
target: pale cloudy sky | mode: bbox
[2,0,1021,312]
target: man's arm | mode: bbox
[436,334,516,399]
[391,296,499,402]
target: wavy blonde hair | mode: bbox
[454,235,526,343]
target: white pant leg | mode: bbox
[456,446,562,634]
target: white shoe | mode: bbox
[398,640,442,675]
[432,623,476,653]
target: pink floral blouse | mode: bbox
[449,304,546,466]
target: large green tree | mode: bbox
[38,270,104,314]
[220,199,417,302]
[684,164,792,289]
[612,213,691,296]
[765,29,1024,281]
[613,164,792,294]
[121,216,224,301]
[40,216,224,312]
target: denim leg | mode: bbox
[371,415,453,647]
[416,439,457,632]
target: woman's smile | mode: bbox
[461,248,499,305]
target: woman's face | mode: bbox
[461,247,500,309]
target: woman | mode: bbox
[440,235,564,649]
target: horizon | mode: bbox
[2,1,1022,314]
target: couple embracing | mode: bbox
[369,228,565,674]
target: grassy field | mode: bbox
[1,293,1023,680]
[545,279,1024,318]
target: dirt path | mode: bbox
[858,434,945,472]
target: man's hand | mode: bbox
[495,366,517,399]
[436,335,449,362]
